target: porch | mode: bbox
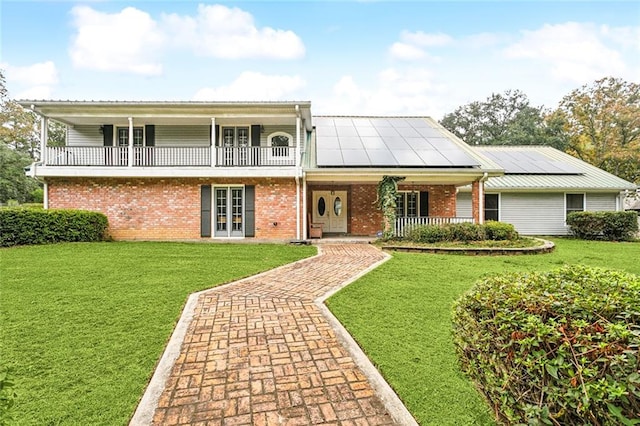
[394,216,475,238]
[43,145,295,167]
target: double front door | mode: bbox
[312,191,347,233]
[215,187,244,237]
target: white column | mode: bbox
[43,182,48,209]
[295,111,301,169]
[128,117,134,167]
[40,116,48,164]
[295,108,301,239]
[211,117,216,167]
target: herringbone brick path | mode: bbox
[149,244,400,426]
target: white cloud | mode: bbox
[319,68,448,117]
[389,30,452,61]
[193,71,306,101]
[401,30,453,47]
[389,42,426,61]
[3,61,58,86]
[162,4,305,59]
[504,22,630,83]
[69,6,164,75]
[1,61,59,99]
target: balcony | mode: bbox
[44,146,296,167]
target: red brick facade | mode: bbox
[48,178,462,240]
[471,180,481,223]
[47,177,298,240]
[308,183,458,237]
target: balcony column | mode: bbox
[128,117,134,167]
[40,116,48,164]
[210,117,216,167]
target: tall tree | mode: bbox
[556,77,640,183]
[440,90,568,149]
[0,69,46,203]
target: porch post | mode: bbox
[40,116,48,164]
[295,106,301,240]
[210,117,216,167]
[128,117,134,167]
[471,181,481,224]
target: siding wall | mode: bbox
[155,125,209,146]
[67,125,102,146]
[456,192,472,218]
[501,193,567,235]
[586,193,617,211]
[67,124,298,147]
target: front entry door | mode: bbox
[313,191,347,233]
[214,187,244,237]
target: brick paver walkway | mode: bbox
[142,244,405,426]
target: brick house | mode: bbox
[21,101,634,239]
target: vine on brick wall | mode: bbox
[376,175,405,239]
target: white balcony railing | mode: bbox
[44,146,296,167]
[394,216,475,238]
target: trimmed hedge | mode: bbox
[453,265,640,425]
[567,211,638,241]
[0,208,108,247]
[404,221,518,243]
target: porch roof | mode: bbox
[18,100,313,131]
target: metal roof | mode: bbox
[313,116,489,168]
[476,146,637,191]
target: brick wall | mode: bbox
[307,183,458,237]
[46,177,298,240]
[471,181,481,223]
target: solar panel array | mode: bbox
[314,117,480,167]
[478,149,581,174]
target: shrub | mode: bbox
[405,224,452,243]
[446,222,486,242]
[0,208,109,247]
[484,221,518,241]
[452,265,640,425]
[567,211,638,241]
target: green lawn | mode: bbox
[327,238,640,426]
[0,242,315,425]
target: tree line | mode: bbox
[0,71,638,205]
[440,77,640,184]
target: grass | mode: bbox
[326,238,640,425]
[0,242,315,425]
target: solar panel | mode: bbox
[314,116,481,167]
[479,149,581,174]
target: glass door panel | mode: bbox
[231,188,243,237]
[215,188,228,237]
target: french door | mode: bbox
[312,191,347,233]
[214,187,244,237]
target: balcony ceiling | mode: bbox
[19,100,313,129]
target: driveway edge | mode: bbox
[314,247,420,426]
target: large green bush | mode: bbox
[403,221,518,243]
[453,265,640,425]
[0,208,108,247]
[484,221,519,241]
[567,211,638,241]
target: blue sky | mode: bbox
[1,1,638,119]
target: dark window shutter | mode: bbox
[201,185,212,237]
[245,185,255,237]
[102,125,113,146]
[145,125,155,146]
[251,125,261,147]
[420,191,429,217]
[214,125,220,146]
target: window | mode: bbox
[566,193,585,220]
[395,192,420,217]
[484,194,499,221]
[268,132,292,157]
[116,127,144,146]
[222,127,249,147]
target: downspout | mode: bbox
[295,105,301,240]
[478,172,489,224]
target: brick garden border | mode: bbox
[382,238,555,256]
